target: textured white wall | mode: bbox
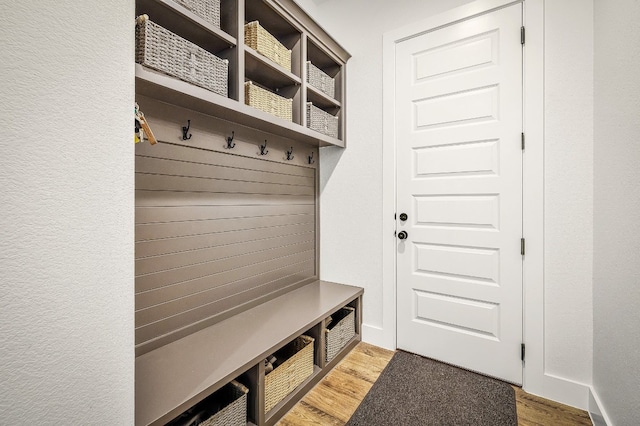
[295,0,474,329]
[543,1,593,384]
[593,0,640,424]
[0,2,134,424]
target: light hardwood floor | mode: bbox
[278,342,592,426]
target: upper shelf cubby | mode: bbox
[306,38,342,109]
[245,46,301,90]
[245,0,302,47]
[136,0,237,53]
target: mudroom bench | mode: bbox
[134,0,355,424]
[136,280,362,426]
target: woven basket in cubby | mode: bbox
[167,380,248,426]
[306,102,339,139]
[135,15,228,97]
[306,61,335,99]
[325,307,355,363]
[264,335,314,413]
[173,0,221,28]
[244,20,292,71]
[245,81,293,122]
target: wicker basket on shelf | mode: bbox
[244,20,292,71]
[264,335,314,413]
[135,15,228,97]
[306,61,335,99]
[172,0,221,28]
[325,307,356,363]
[306,102,339,139]
[167,380,248,426]
[245,81,293,122]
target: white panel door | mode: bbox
[395,4,523,384]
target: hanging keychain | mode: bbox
[135,102,157,145]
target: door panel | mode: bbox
[396,4,523,384]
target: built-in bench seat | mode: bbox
[135,280,363,425]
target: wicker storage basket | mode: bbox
[135,15,228,97]
[325,307,356,363]
[306,102,339,139]
[167,380,248,426]
[245,81,292,122]
[172,0,221,28]
[306,61,335,99]
[244,21,292,71]
[264,335,314,413]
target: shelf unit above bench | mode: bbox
[135,0,350,147]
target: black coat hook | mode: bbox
[308,152,315,164]
[226,131,235,149]
[182,120,192,140]
[259,140,268,155]
[286,147,294,161]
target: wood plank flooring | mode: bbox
[278,342,592,426]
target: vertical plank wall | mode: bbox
[134,99,318,355]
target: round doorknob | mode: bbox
[398,231,408,240]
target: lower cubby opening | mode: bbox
[166,379,250,426]
[325,304,357,364]
[264,334,315,414]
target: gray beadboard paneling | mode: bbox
[136,155,315,186]
[135,213,314,242]
[136,260,316,326]
[135,140,315,177]
[135,190,314,207]
[135,264,315,345]
[136,232,314,275]
[135,174,315,196]
[135,203,314,224]
[135,137,317,354]
[135,222,314,258]
[135,242,315,292]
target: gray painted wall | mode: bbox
[593,0,640,424]
[0,1,134,424]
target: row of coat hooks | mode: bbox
[181,120,316,164]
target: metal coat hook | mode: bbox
[225,131,235,149]
[182,120,192,140]
[308,152,315,165]
[286,147,294,161]
[259,140,268,155]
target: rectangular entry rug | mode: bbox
[346,350,517,426]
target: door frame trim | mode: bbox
[381,0,544,395]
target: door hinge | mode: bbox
[521,238,525,256]
[521,132,525,150]
[521,26,525,45]
[521,343,526,361]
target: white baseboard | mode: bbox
[589,387,612,426]
[361,323,395,351]
[525,373,590,410]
